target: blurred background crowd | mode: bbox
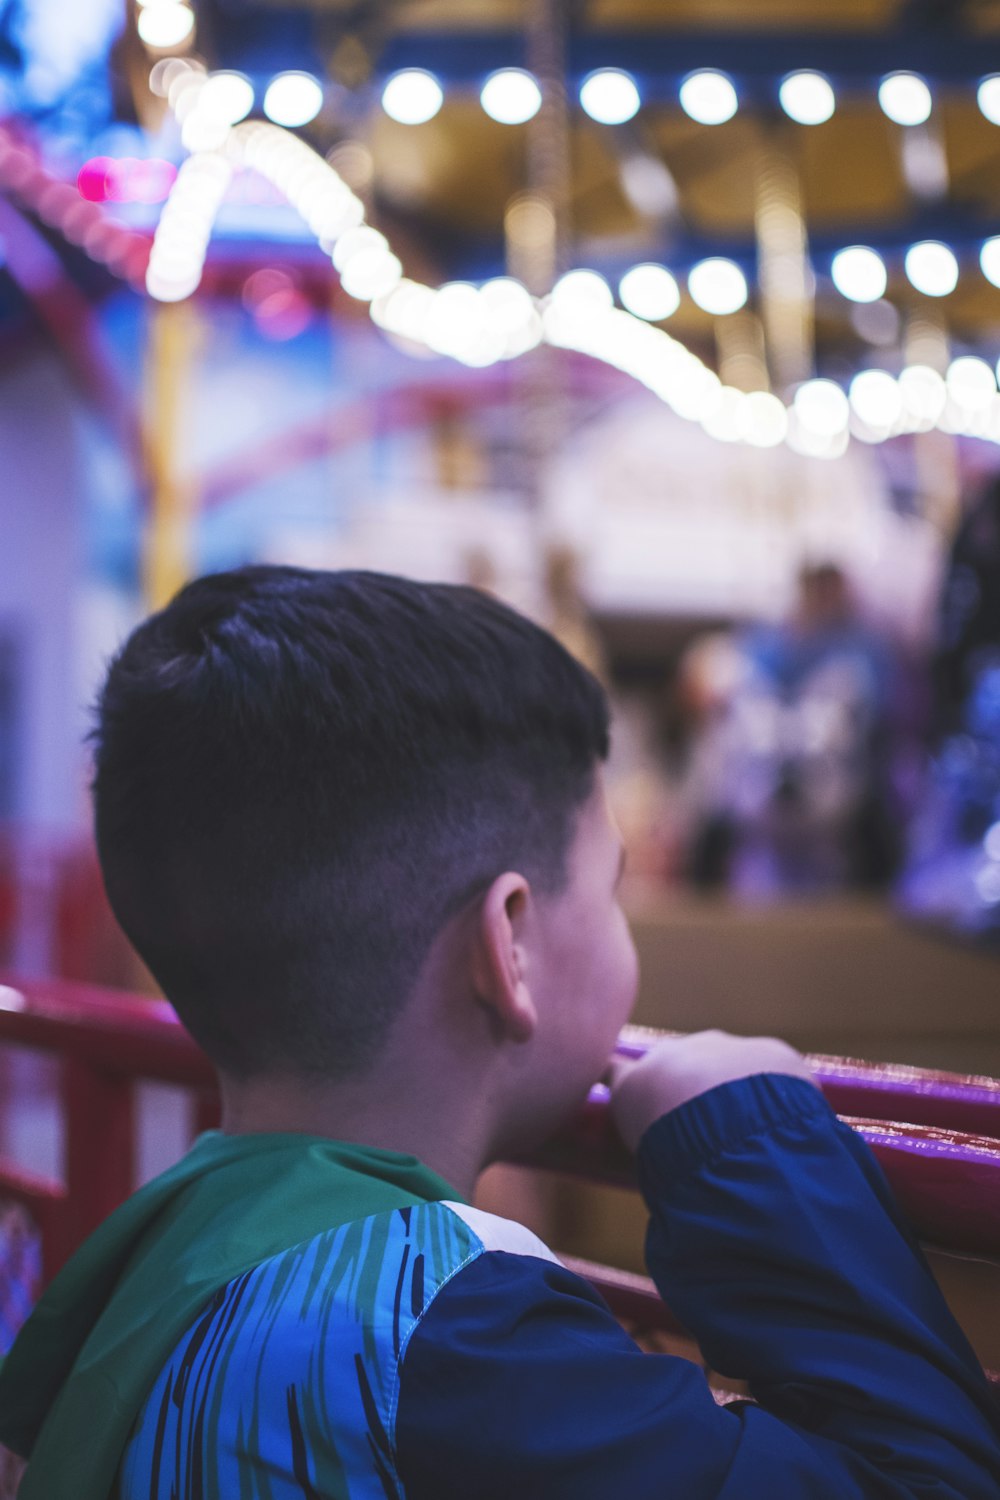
[3,0,1000,1071]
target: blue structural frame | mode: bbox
[375,29,1000,90]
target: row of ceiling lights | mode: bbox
[367,64,1000,128]
[134,0,1000,136]
[569,237,1000,322]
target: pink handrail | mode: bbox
[0,972,997,1391]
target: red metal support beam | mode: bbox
[61,1057,135,1249]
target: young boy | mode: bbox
[1,565,998,1499]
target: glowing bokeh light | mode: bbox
[980,236,1000,289]
[341,252,403,302]
[978,76,1000,125]
[778,71,835,125]
[480,69,542,125]
[831,245,887,303]
[679,70,738,125]
[688,258,748,315]
[946,355,996,412]
[381,70,444,125]
[904,240,959,297]
[136,3,194,49]
[849,369,902,428]
[551,269,614,308]
[899,363,947,421]
[794,379,850,437]
[739,390,789,447]
[579,69,641,125]
[263,73,324,128]
[198,72,254,126]
[149,57,194,97]
[619,263,680,321]
[423,282,485,358]
[878,72,932,126]
[77,156,177,203]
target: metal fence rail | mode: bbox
[0,975,996,1390]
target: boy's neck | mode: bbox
[218,1064,493,1203]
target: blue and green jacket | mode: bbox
[2,1073,999,1498]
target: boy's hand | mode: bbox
[608,1030,820,1153]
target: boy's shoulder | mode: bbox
[118,1199,568,1500]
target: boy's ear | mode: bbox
[470,873,538,1044]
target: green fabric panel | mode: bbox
[0,1130,460,1500]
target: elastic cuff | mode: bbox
[637,1072,834,1199]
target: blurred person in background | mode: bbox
[900,473,1000,942]
[932,472,1000,742]
[682,563,901,898]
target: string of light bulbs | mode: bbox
[143,62,1000,459]
[134,0,1000,136]
[139,53,1000,307]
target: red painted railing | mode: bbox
[0,975,998,1385]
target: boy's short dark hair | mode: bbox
[92,566,610,1079]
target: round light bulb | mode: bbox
[332,226,387,273]
[381,69,443,125]
[947,355,996,412]
[899,364,947,421]
[619,263,680,321]
[878,72,932,126]
[341,250,402,302]
[148,57,195,96]
[479,277,534,328]
[423,283,485,358]
[481,277,540,357]
[981,236,1000,289]
[480,69,541,125]
[263,72,324,128]
[701,385,744,443]
[830,245,887,304]
[849,369,902,428]
[679,70,738,125]
[198,71,254,126]
[904,240,959,297]
[667,365,720,423]
[778,71,835,126]
[739,390,788,448]
[137,4,194,49]
[551,269,614,308]
[579,69,641,125]
[794,378,850,437]
[978,76,1000,126]
[372,279,435,340]
[688,257,748,316]
[147,264,202,302]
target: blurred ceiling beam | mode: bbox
[898,0,974,26]
[375,30,1000,86]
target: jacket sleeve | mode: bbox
[394,1073,1000,1500]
